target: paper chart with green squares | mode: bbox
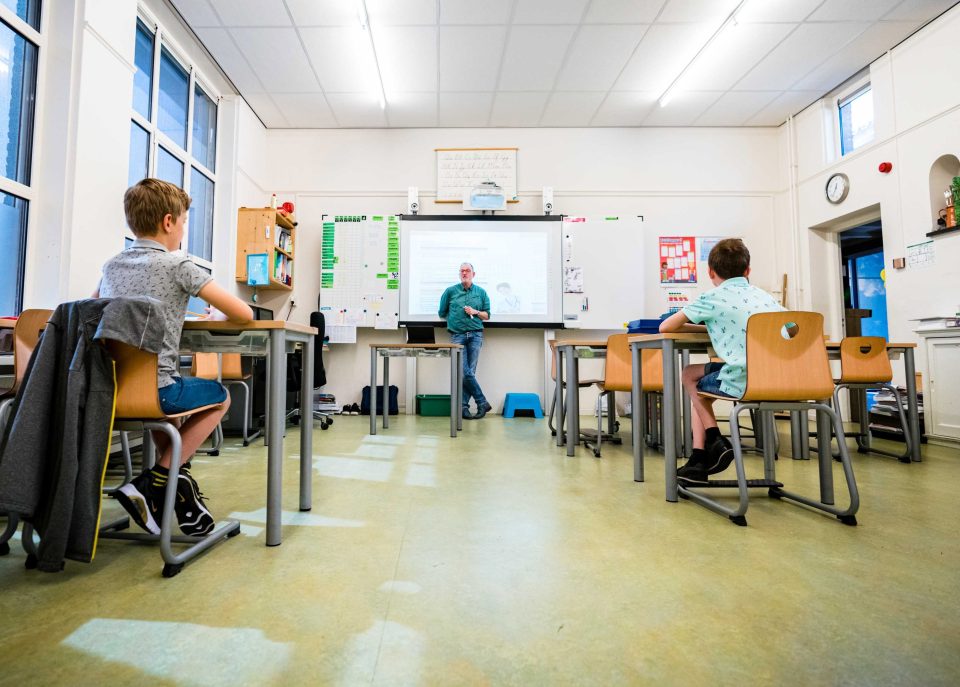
[320,215,400,328]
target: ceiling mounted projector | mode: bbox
[463,181,507,211]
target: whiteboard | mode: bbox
[319,214,400,327]
[435,148,518,202]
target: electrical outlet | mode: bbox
[290,298,297,307]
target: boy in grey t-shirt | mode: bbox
[96,178,253,536]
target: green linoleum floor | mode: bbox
[1,415,958,686]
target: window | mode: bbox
[839,86,874,156]
[128,14,219,264]
[0,3,41,315]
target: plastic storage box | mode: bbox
[416,394,451,416]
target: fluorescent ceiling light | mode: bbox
[357,0,387,109]
[658,0,748,108]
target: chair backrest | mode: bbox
[741,311,834,402]
[602,334,632,392]
[104,340,165,419]
[11,309,53,393]
[191,352,244,380]
[640,349,664,392]
[838,336,892,383]
[548,339,557,381]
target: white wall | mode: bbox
[261,127,781,410]
[778,3,960,385]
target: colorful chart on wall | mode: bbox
[319,214,400,328]
[658,236,698,285]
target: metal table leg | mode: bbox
[904,348,921,462]
[663,340,678,502]
[383,356,390,429]
[555,346,565,447]
[456,349,463,431]
[816,406,835,506]
[266,329,286,546]
[566,345,579,457]
[369,347,378,435]
[681,349,692,457]
[450,347,457,438]
[300,335,314,512]
[631,342,644,482]
[790,410,803,460]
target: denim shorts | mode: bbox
[696,362,734,398]
[158,376,228,415]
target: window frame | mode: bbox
[837,82,874,157]
[129,8,221,269]
[0,3,43,315]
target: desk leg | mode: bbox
[816,407,835,506]
[456,349,463,431]
[300,335,314,512]
[631,343,644,482]
[904,348,921,462]
[566,346,579,457]
[663,340,678,502]
[450,349,457,438]
[790,411,804,460]
[680,349,692,457]
[383,357,390,429]
[267,329,286,547]
[556,347,565,448]
[370,348,378,436]
[263,355,271,447]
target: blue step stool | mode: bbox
[502,393,543,419]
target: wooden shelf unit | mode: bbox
[235,207,296,291]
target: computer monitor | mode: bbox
[405,326,435,345]
[251,304,274,321]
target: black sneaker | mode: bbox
[113,469,163,535]
[350,403,361,415]
[341,404,350,415]
[676,455,709,484]
[474,401,493,419]
[705,436,735,475]
[174,468,215,536]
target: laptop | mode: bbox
[405,326,436,345]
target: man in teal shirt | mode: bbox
[439,263,492,419]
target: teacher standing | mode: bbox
[438,262,492,420]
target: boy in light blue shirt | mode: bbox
[659,239,783,483]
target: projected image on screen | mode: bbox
[400,217,563,327]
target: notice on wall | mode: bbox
[659,236,698,285]
[563,266,584,293]
[699,236,724,262]
[435,148,518,202]
[906,240,935,269]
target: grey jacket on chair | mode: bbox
[0,298,165,572]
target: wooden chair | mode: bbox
[97,341,240,578]
[832,337,910,463]
[0,309,52,557]
[547,339,603,439]
[682,311,859,527]
[583,334,665,457]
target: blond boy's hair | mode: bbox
[124,178,191,237]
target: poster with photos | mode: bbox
[658,236,698,285]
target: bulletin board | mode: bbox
[435,148,519,203]
[319,214,401,328]
[658,236,698,284]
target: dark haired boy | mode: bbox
[658,238,783,483]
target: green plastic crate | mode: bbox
[416,394,451,416]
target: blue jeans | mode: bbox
[158,376,228,415]
[450,330,487,411]
[696,362,734,398]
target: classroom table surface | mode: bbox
[554,339,609,347]
[183,320,317,335]
[368,343,462,349]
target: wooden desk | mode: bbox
[553,340,608,457]
[181,320,318,547]
[368,344,463,438]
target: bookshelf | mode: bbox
[235,207,296,291]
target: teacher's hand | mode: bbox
[463,306,477,316]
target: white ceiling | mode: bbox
[170,0,958,128]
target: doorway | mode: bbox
[839,220,888,339]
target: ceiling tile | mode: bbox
[439,0,513,24]
[735,0,823,23]
[286,0,357,25]
[613,22,714,92]
[735,22,871,90]
[195,27,265,92]
[386,92,439,127]
[326,93,389,127]
[490,92,550,126]
[513,0,591,25]
[438,92,494,126]
[641,90,721,125]
[793,21,922,91]
[498,26,578,91]
[657,0,740,23]
[540,92,607,125]
[745,90,821,125]
[439,26,508,92]
[271,93,338,127]
[301,27,379,93]
[809,0,902,22]
[555,25,647,91]
[694,90,779,125]
[170,0,220,27]
[376,27,438,92]
[208,0,291,27]
[882,0,959,21]
[591,91,658,125]
[242,92,290,127]
[679,22,796,91]
[367,0,437,26]
[230,28,321,92]
[585,0,666,24]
